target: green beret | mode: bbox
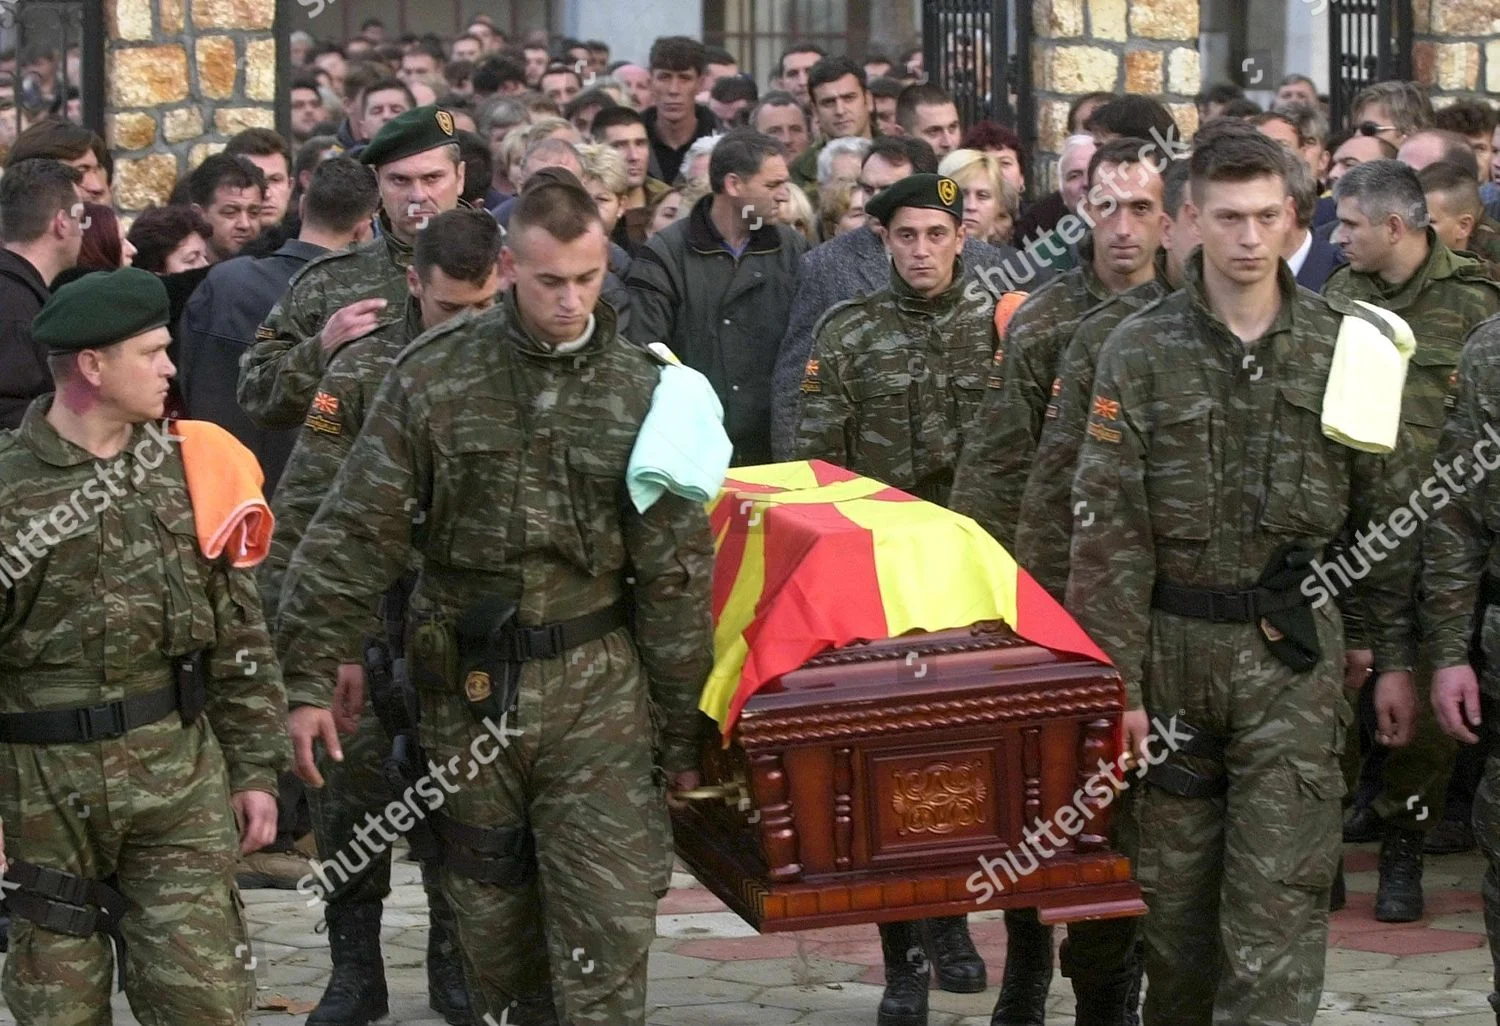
[33,267,170,353]
[865,173,965,226]
[359,105,459,167]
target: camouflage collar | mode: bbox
[18,396,169,470]
[890,255,967,313]
[500,288,620,361]
[1077,233,1111,303]
[374,198,478,267]
[1362,230,1480,311]
[1182,248,1298,342]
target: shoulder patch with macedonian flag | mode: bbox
[800,358,822,394]
[1085,393,1122,445]
[305,391,343,436]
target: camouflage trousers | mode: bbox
[415,628,673,1026]
[1132,610,1345,1026]
[0,716,255,1026]
[307,693,458,953]
[1473,741,1500,1018]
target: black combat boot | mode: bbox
[427,913,473,1025]
[1069,944,1144,1026]
[1342,803,1383,843]
[921,915,987,993]
[878,920,930,1026]
[1374,826,1425,923]
[308,903,389,1026]
[990,908,1052,1026]
[1330,854,1346,912]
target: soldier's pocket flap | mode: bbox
[432,414,526,456]
[951,372,987,392]
[154,505,198,538]
[566,443,633,478]
[846,376,910,402]
[1276,384,1324,416]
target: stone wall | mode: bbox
[106,0,278,212]
[1410,0,1500,107]
[1031,0,1202,187]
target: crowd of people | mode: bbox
[4,11,1500,1026]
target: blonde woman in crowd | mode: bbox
[778,184,818,244]
[939,148,1019,246]
[817,178,868,241]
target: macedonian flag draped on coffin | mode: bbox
[703,460,1111,735]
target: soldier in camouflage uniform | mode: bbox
[1420,314,1500,1026]
[0,268,290,1025]
[949,137,1171,553]
[947,138,1171,1026]
[262,209,504,1026]
[272,170,713,1026]
[1067,124,1421,1025]
[238,106,466,430]
[1322,158,1500,923]
[794,173,992,1026]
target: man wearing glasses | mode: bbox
[0,159,84,430]
[1350,80,1434,149]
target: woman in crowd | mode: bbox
[646,186,683,238]
[940,148,1019,246]
[817,178,866,241]
[55,203,135,283]
[959,120,1027,197]
[127,205,216,274]
[778,184,817,244]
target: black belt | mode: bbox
[4,858,129,988]
[430,810,536,887]
[494,601,629,662]
[0,683,184,745]
[1151,580,1310,624]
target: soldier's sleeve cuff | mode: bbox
[1372,636,1418,675]
[227,764,281,797]
[1423,630,1474,671]
[285,676,333,710]
[658,732,701,774]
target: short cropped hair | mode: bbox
[866,134,938,175]
[188,153,267,208]
[808,56,865,99]
[1271,101,1329,147]
[1087,95,1179,149]
[225,127,291,164]
[1189,119,1289,202]
[1435,100,1499,140]
[509,166,604,245]
[414,208,502,284]
[708,128,785,194]
[1333,158,1429,230]
[1404,129,1480,179]
[1419,161,1484,221]
[895,82,956,135]
[1162,157,1191,219]
[750,91,809,131]
[0,158,82,243]
[649,36,706,74]
[302,154,380,233]
[590,105,647,139]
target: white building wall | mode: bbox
[559,0,700,67]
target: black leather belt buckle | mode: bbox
[75,702,126,742]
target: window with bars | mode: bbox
[704,0,868,88]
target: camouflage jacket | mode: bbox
[238,212,415,431]
[1067,253,1420,707]
[0,400,290,794]
[791,260,997,505]
[272,291,715,771]
[1420,313,1500,673]
[947,234,1113,547]
[1013,277,1172,600]
[1464,214,1500,274]
[260,298,425,615]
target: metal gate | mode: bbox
[2,0,105,138]
[1328,0,1412,131]
[921,0,1032,182]
[702,0,869,89]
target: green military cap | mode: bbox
[359,105,460,167]
[32,267,170,353]
[865,173,965,226]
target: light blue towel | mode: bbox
[627,346,733,513]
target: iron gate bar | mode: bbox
[7,0,104,138]
[1328,0,1412,132]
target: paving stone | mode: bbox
[644,976,761,1006]
[650,951,723,979]
[646,1002,802,1025]
[754,981,887,1012]
[711,955,866,986]
[1324,969,1460,994]
[1394,948,1496,973]
[656,911,760,939]
[1368,988,1495,1017]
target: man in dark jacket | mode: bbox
[628,128,806,465]
[177,156,378,495]
[0,158,82,429]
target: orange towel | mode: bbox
[994,290,1028,337]
[170,420,275,568]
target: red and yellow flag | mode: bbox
[703,460,1110,734]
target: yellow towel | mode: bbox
[1321,301,1415,454]
[170,420,275,567]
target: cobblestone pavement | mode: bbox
[0,842,1493,1025]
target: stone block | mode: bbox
[1168,102,1199,141]
[108,111,157,152]
[1035,0,1085,37]
[163,106,205,143]
[1411,0,1431,34]
[110,45,189,108]
[1089,0,1127,41]
[1166,45,1200,96]
[1432,0,1500,35]
[108,0,153,41]
[1124,49,1162,94]
[197,36,238,100]
[1488,40,1500,94]
[189,142,227,169]
[192,0,275,30]
[1129,0,1198,40]
[1037,97,1073,157]
[113,153,180,212]
[1413,41,1436,87]
[246,38,277,102]
[1435,42,1481,91]
[1041,44,1120,94]
[161,0,185,34]
[214,106,276,136]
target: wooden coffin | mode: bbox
[672,621,1146,932]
